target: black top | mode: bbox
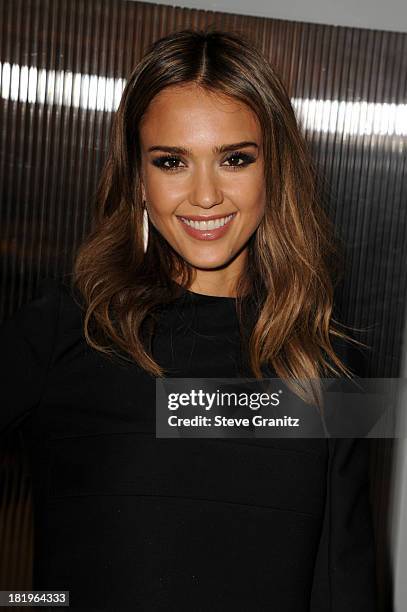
[0,278,377,611]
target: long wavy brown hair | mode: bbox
[70,26,368,411]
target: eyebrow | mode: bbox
[147,141,259,155]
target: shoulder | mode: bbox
[37,276,84,322]
[330,334,369,377]
[1,276,85,344]
[0,278,86,433]
[36,276,82,306]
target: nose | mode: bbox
[188,163,223,209]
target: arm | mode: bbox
[310,437,378,611]
[0,278,62,435]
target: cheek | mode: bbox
[146,200,181,240]
[143,176,175,216]
[147,203,173,229]
[239,185,266,217]
[145,178,181,211]
[231,171,264,201]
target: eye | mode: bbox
[151,151,256,173]
[151,155,185,172]
[223,151,256,171]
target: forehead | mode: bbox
[139,85,261,147]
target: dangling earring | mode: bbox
[142,202,149,253]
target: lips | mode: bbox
[177,212,237,241]
[177,212,236,222]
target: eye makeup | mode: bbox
[151,151,256,173]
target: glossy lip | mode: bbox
[177,212,237,241]
[176,212,237,222]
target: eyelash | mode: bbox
[151,151,256,173]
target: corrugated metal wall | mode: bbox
[0,1,406,609]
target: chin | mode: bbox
[182,252,233,270]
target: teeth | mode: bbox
[180,214,235,230]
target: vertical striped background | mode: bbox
[0,1,406,609]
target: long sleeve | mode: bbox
[0,278,62,435]
[310,437,378,611]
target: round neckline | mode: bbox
[184,288,237,301]
[171,279,237,301]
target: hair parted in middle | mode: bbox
[71,25,368,411]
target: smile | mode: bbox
[179,213,235,230]
[176,212,237,241]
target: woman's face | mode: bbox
[139,84,266,283]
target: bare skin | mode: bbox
[139,83,266,297]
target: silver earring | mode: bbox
[143,204,149,253]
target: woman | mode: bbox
[0,28,377,610]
